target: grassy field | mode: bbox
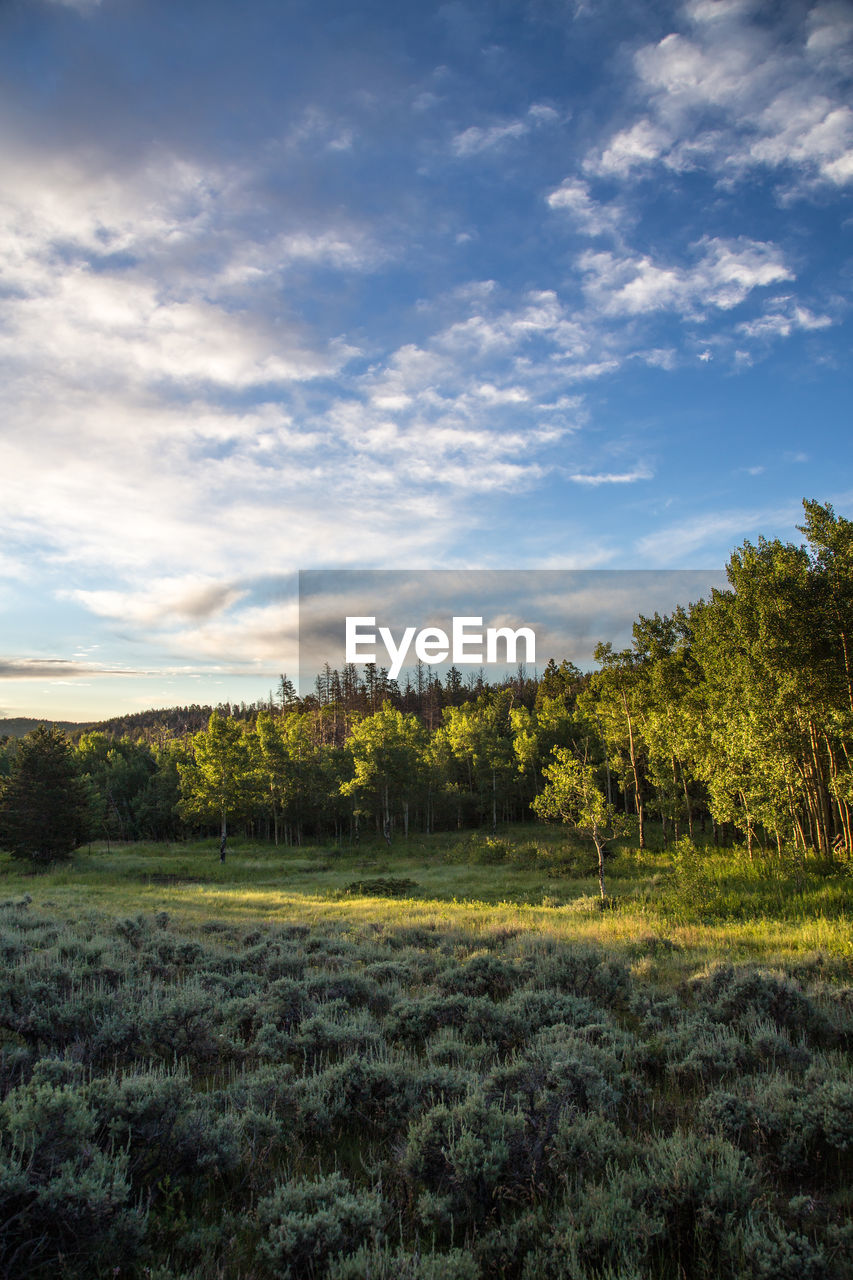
[2,825,851,983]
[2,828,852,1279]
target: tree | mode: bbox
[341,706,425,839]
[253,710,289,845]
[583,643,650,848]
[441,692,517,831]
[532,747,633,900]
[178,711,257,846]
[0,725,92,863]
[75,732,157,842]
[276,673,298,713]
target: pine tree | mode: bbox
[0,725,92,863]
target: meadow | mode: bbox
[1,828,851,1278]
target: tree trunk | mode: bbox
[621,690,644,848]
[680,761,694,840]
[593,831,606,902]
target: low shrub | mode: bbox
[402,1091,528,1229]
[257,1172,383,1279]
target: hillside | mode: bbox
[0,717,88,739]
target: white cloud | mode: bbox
[452,121,529,156]
[806,3,853,70]
[569,467,653,486]
[634,502,801,563]
[545,178,625,236]
[580,237,792,317]
[71,578,250,627]
[585,2,853,190]
[586,119,672,176]
[528,104,560,123]
[44,0,103,11]
[737,299,833,339]
[142,601,300,667]
[476,383,530,404]
[0,144,369,395]
[451,102,559,156]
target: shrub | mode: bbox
[87,1070,244,1187]
[292,1055,463,1137]
[547,1112,635,1181]
[436,954,519,1000]
[305,972,382,1008]
[0,1075,145,1277]
[402,1092,527,1228]
[693,966,832,1044]
[732,1215,828,1279]
[257,1172,383,1279]
[522,948,631,1008]
[343,877,420,897]
[295,1007,382,1068]
[386,995,523,1052]
[484,1046,620,1119]
[505,988,609,1033]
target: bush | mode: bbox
[0,904,849,1278]
[0,1074,145,1277]
[386,995,523,1052]
[692,966,832,1044]
[257,1172,383,1278]
[402,1092,527,1229]
[522,948,631,1008]
[436,954,519,1000]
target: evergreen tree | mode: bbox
[0,725,92,863]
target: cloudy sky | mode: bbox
[1,0,851,719]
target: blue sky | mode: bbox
[1,0,851,719]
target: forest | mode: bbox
[2,499,851,864]
[1,500,852,1280]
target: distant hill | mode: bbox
[80,706,215,741]
[0,704,257,745]
[0,717,89,739]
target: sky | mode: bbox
[0,0,851,720]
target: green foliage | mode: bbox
[0,726,92,863]
[533,748,635,899]
[178,710,257,837]
[403,1091,527,1228]
[0,1071,145,1277]
[257,1173,383,1278]
[343,876,420,897]
[0,889,850,1279]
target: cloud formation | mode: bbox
[585,0,853,190]
[0,0,848,714]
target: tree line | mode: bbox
[1,500,851,864]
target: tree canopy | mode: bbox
[0,725,92,863]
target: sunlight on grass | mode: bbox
[2,831,851,982]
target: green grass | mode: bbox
[2,825,851,983]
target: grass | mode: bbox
[2,824,851,983]
[2,825,851,1279]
